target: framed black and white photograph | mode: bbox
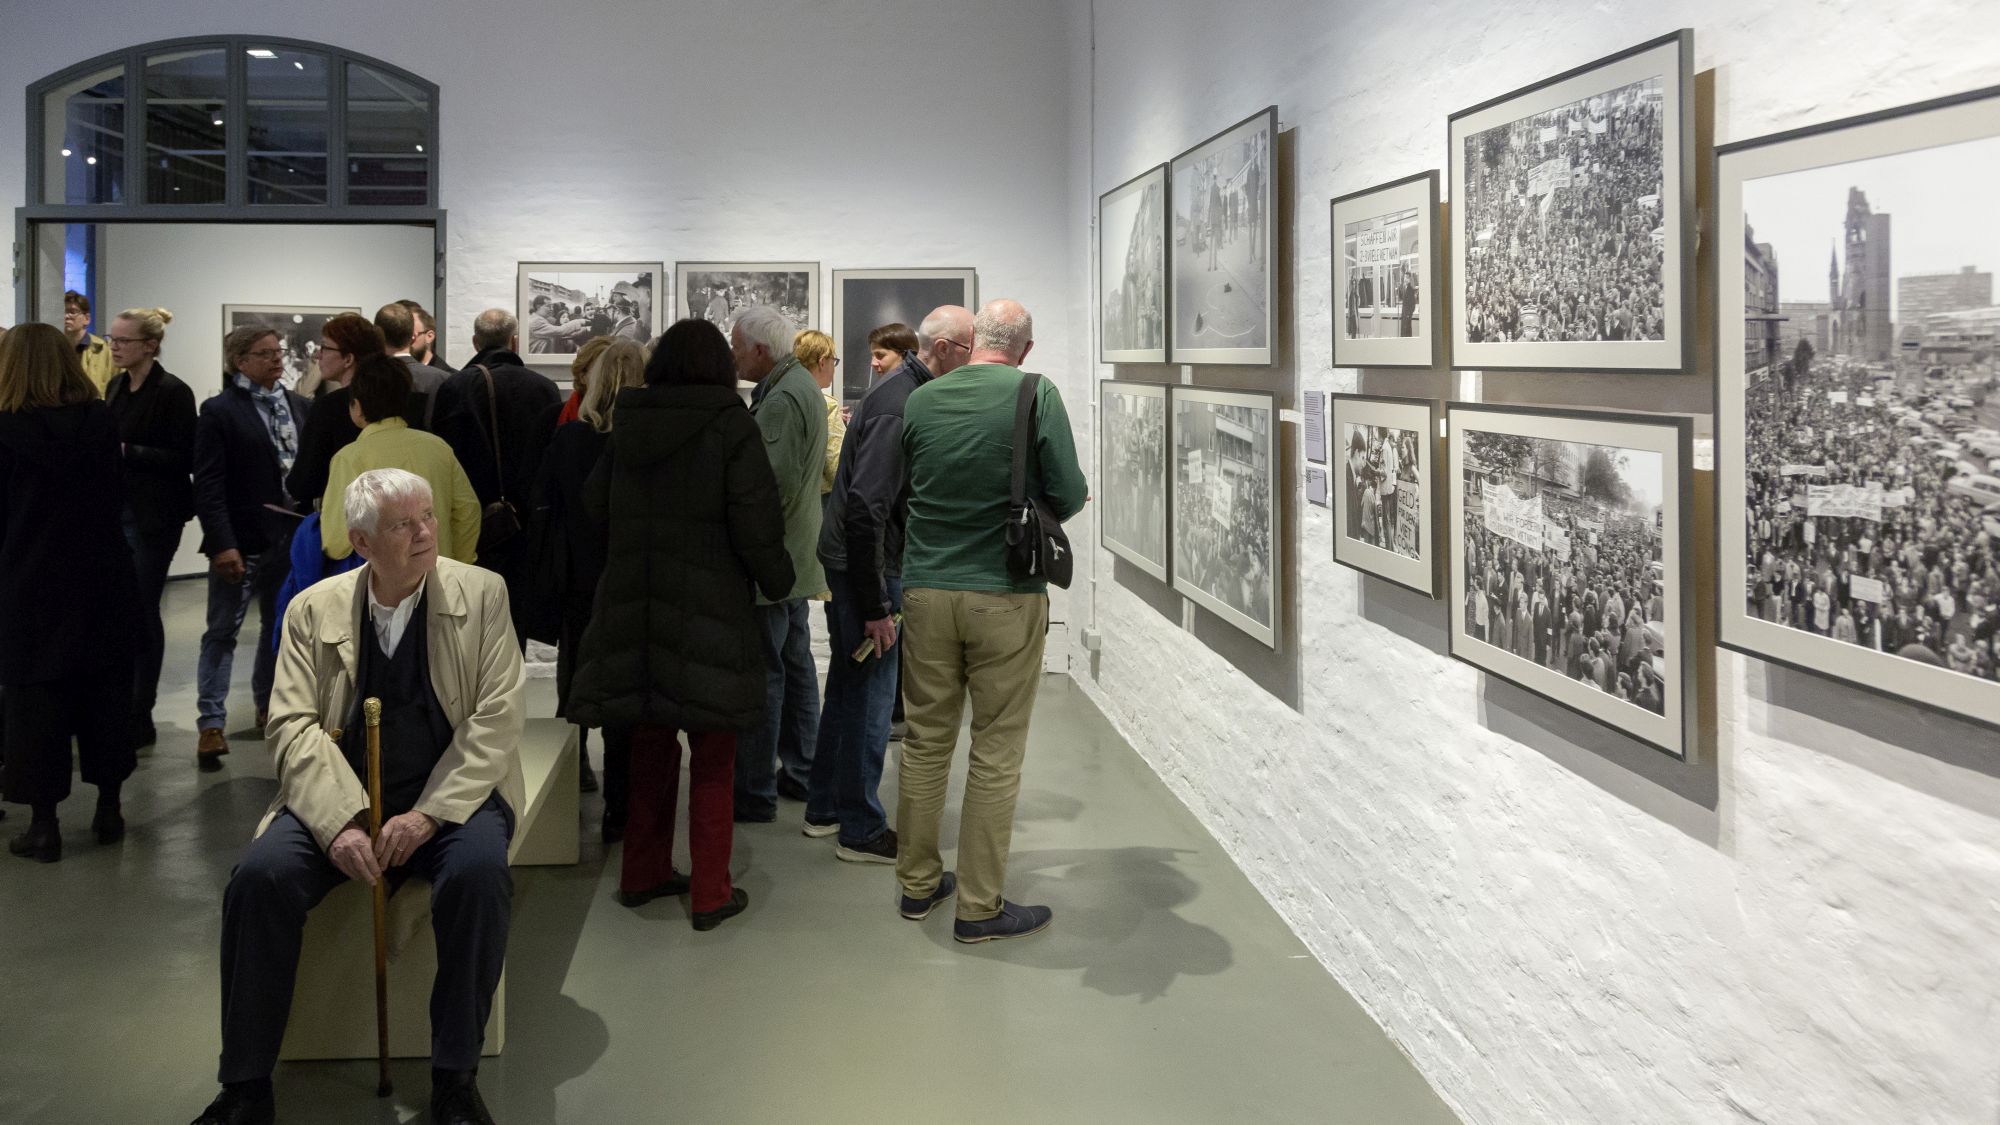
[1448,30,1694,373]
[832,268,977,407]
[1100,380,1171,581]
[1172,385,1280,647]
[1331,171,1442,369]
[1716,84,2000,729]
[222,304,361,395]
[1331,394,1439,597]
[516,262,661,367]
[1170,106,1277,366]
[1448,403,1695,758]
[1099,163,1170,364]
[675,261,818,338]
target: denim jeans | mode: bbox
[805,570,900,845]
[122,511,185,720]
[196,535,291,732]
[736,598,819,816]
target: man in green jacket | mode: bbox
[894,298,1087,943]
[731,305,827,820]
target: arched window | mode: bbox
[29,36,437,211]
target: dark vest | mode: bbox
[342,592,455,818]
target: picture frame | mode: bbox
[1715,83,2000,730]
[1447,29,1695,373]
[1330,171,1443,369]
[1171,384,1281,647]
[674,260,818,339]
[1447,402,1696,759]
[830,267,977,406]
[1169,106,1278,366]
[1099,163,1171,364]
[514,261,663,371]
[1330,393,1441,598]
[221,303,360,395]
[1100,380,1172,581]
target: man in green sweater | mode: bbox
[895,298,1088,943]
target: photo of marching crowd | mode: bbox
[1101,169,1167,358]
[680,266,815,334]
[1341,423,1423,559]
[1173,389,1276,642]
[1461,75,1668,345]
[1171,111,1272,359]
[1460,428,1670,716]
[1100,383,1168,576]
[522,268,656,355]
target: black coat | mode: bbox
[285,386,361,511]
[536,419,609,712]
[0,402,140,684]
[567,385,793,733]
[442,350,561,509]
[818,351,931,618]
[103,363,196,533]
[193,379,310,557]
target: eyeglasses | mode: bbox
[321,346,346,356]
[941,338,974,353]
[829,358,841,368]
[107,335,146,345]
[380,510,437,536]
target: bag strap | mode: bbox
[474,364,507,501]
[1010,371,1039,507]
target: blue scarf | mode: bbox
[237,374,298,474]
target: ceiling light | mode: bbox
[61,147,72,157]
[213,117,224,126]
[294,61,305,70]
[247,49,276,59]
[415,143,424,152]
[86,156,97,165]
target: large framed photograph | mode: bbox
[831,268,977,407]
[1448,403,1695,759]
[675,261,818,338]
[1716,84,2000,729]
[1169,106,1277,366]
[1448,30,1694,373]
[1172,385,1280,647]
[1331,172,1442,368]
[1099,164,1170,364]
[1100,381,1171,580]
[515,262,661,370]
[1331,394,1440,597]
[222,304,360,394]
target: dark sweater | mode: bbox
[103,363,196,533]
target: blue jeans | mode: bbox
[122,511,184,719]
[196,536,291,731]
[737,598,819,816]
[805,571,900,844]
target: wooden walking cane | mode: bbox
[363,697,393,1098]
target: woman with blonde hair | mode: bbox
[102,306,196,749]
[538,337,648,838]
[0,324,143,862]
[792,329,846,493]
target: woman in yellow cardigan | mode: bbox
[320,354,482,561]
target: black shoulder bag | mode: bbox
[1005,372,1074,589]
[472,364,524,553]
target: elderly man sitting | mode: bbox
[191,468,525,1125]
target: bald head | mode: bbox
[472,308,518,354]
[969,299,1033,366]
[916,304,975,377]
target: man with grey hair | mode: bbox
[730,305,827,819]
[190,467,525,1125]
[893,299,1086,941]
[803,305,973,859]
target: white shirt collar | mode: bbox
[367,577,423,658]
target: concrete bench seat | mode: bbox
[278,719,579,1061]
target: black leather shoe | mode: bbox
[190,1084,275,1125]
[600,811,626,844]
[431,1070,497,1125]
[691,886,749,931]
[131,717,158,748]
[615,872,690,907]
[92,806,126,845]
[578,755,599,793]
[8,820,59,863]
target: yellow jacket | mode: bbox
[76,334,117,396]
[822,391,846,494]
[259,559,525,849]
[321,417,482,562]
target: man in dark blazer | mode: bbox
[191,327,310,771]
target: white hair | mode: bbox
[344,468,434,535]
[732,305,796,360]
[972,300,1033,358]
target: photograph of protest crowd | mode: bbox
[1449,32,1691,372]
[516,263,659,364]
[1100,164,1169,364]
[1331,394,1438,597]
[1450,404,1692,756]
[1716,86,2000,727]
[1170,107,1276,366]
[1331,172,1440,369]
[1172,386,1279,646]
[1100,381,1170,580]
[675,262,817,337]
[223,304,358,394]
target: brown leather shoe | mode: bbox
[254,709,269,735]
[197,727,228,772]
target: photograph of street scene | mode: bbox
[1101,382,1168,578]
[1171,112,1272,361]
[1173,389,1276,644]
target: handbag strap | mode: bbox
[1010,371,1040,507]
[473,364,507,501]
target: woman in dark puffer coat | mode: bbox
[569,318,792,931]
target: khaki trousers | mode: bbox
[895,587,1048,921]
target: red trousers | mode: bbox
[621,725,737,912]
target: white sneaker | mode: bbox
[801,817,839,839]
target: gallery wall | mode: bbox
[1074,1,2000,1123]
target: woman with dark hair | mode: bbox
[569,318,793,930]
[0,324,142,861]
[867,322,918,379]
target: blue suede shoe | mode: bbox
[899,871,958,920]
[953,900,1052,944]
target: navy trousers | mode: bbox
[216,796,513,1082]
